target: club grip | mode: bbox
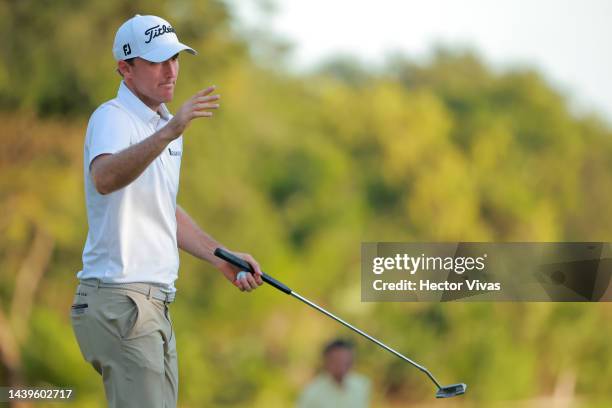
[214,248,292,295]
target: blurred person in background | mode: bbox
[298,339,371,408]
[70,14,263,408]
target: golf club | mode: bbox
[214,248,467,399]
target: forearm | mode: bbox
[176,205,225,267]
[92,125,176,194]
[176,206,264,290]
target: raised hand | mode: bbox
[166,85,220,137]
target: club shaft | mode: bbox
[290,291,443,390]
[212,248,446,391]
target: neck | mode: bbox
[330,374,344,386]
[124,81,161,113]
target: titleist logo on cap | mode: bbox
[113,15,196,62]
[144,24,176,44]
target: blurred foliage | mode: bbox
[1,1,612,407]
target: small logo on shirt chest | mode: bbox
[168,148,182,157]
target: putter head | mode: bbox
[435,383,467,398]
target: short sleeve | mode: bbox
[85,104,134,169]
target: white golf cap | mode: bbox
[113,14,197,62]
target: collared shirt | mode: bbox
[297,372,371,408]
[78,81,183,290]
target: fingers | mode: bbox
[176,87,221,124]
[241,254,264,285]
[242,254,263,277]
[195,94,220,103]
[187,100,219,119]
[233,253,264,292]
[254,273,263,286]
[194,102,219,111]
[234,271,261,292]
[191,94,220,117]
[192,111,213,118]
[195,85,217,97]
[166,87,221,136]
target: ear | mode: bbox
[117,60,132,79]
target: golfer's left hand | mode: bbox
[218,251,264,292]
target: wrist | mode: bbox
[210,246,228,268]
[159,121,181,142]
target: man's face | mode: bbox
[324,347,354,384]
[119,55,179,110]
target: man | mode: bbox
[298,339,371,408]
[70,14,263,408]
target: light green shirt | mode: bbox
[298,372,370,408]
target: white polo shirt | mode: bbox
[77,81,183,290]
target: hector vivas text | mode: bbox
[371,253,501,292]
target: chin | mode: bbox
[158,86,175,101]
[161,92,174,102]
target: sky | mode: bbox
[228,0,612,122]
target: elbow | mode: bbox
[92,171,113,195]
[96,185,112,196]
[90,154,117,195]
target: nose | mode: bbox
[162,59,178,79]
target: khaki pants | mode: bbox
[70,282,178,408]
